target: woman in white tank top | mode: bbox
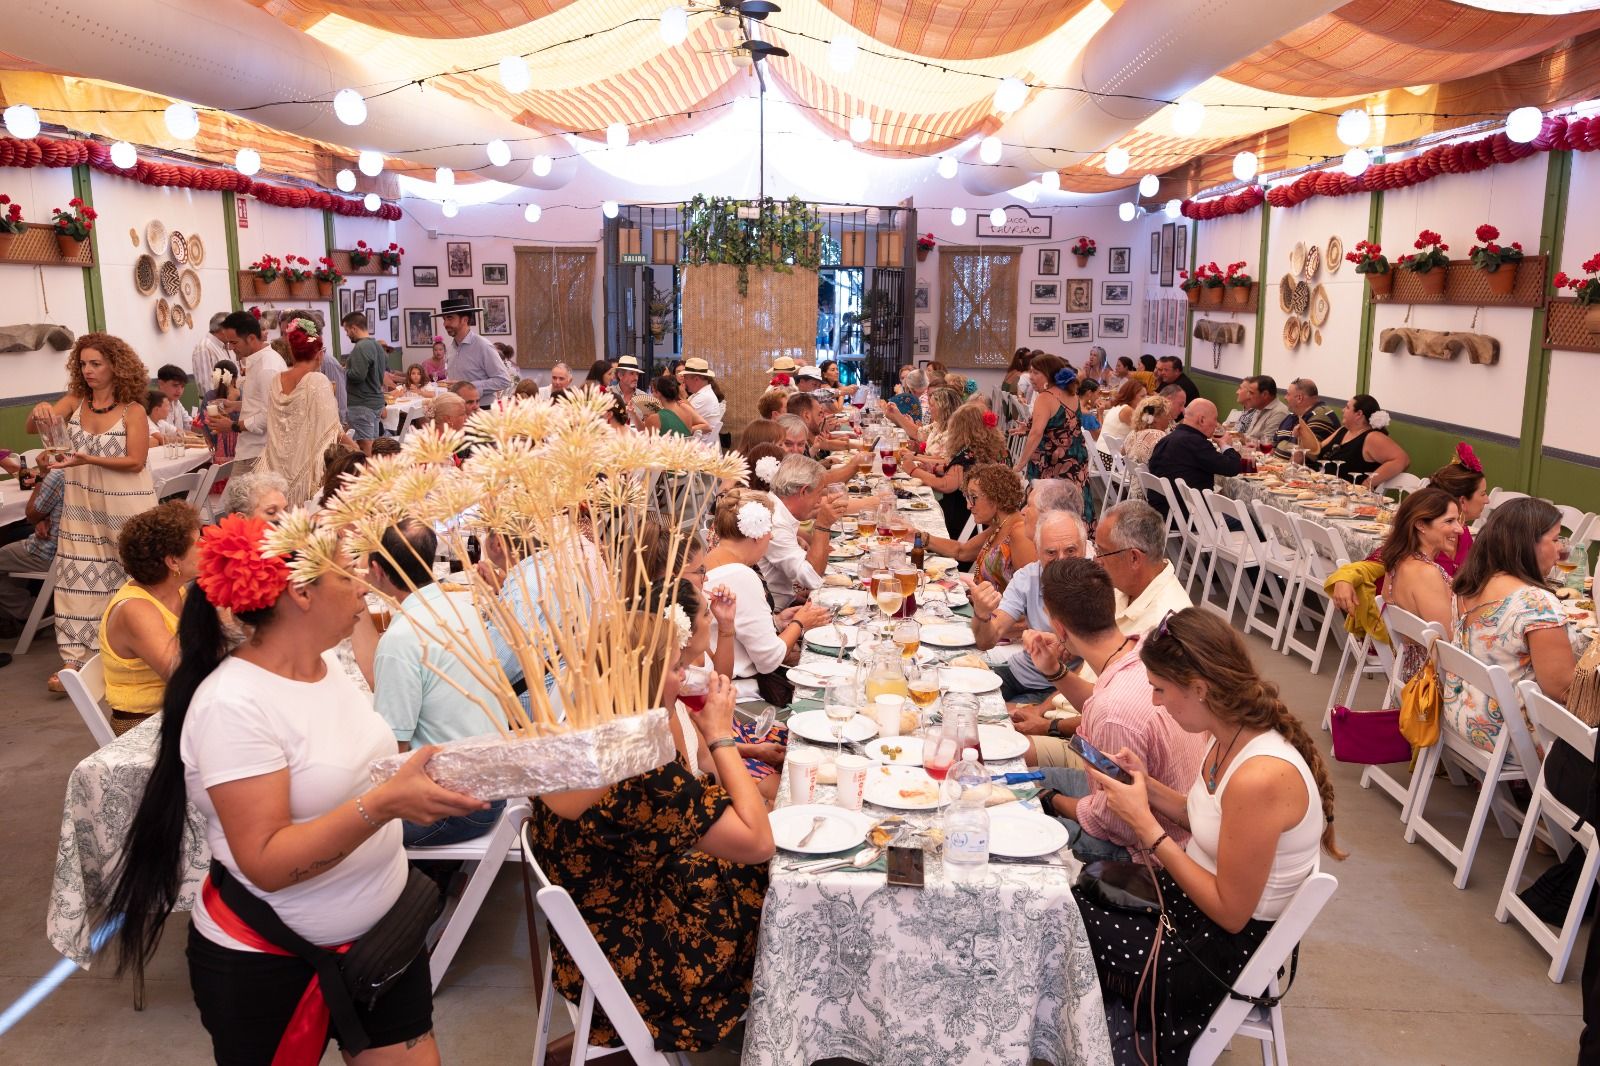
[1071,608,1346,1064]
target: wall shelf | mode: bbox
[330,249,399,276]
[1187,283,1259,317]
[0,224,94,269]
[235,271,331,303]
[1544,297,1600,354]
[1369,255,1547,308]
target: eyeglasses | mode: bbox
[1092,543,1135,561]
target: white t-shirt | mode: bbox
[182,656,407,951]
[688,383,725,439]
[757,496,823,610]
[706,561,788,679]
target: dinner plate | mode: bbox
[920,623,976,648]
[1345,521,1388,536]
[939,666,1003,694]
[898,500,933,512]
[786,659,860,689]
[806,624,861,651]
[979,724,1030,762]
[988,807,1071,858]
[787,709,878,745]
[863,765,948,810]
[770,804,873,854]
[863,736,924,766]
[829,543,866,559]
[814,587,872,609]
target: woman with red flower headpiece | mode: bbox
[257,319,344,508]
[1423,443,1490,577]
[99,514,486,1066]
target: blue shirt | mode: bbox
[487,552,571,721]
[22,470,65,567]
[996,562,1055,690]
[373,583,501,746]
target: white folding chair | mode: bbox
[1373,471,1423,499]
[1353,606,1443,819]
[520,821,693,1066]
[1199,490,1256,623]
[1245,501,1303,650]
[193,459,237,521]
[155,470,204,504]
[1554,505,1593,539]
[1186,871,1339,1066]
[2,554,57,656]
[1495,681,1599,982]
[1137,470,1188,568]
[1405,641,1540,889]
[1085,443,1117,509]
[408,798,532,991]
[1007,431,1029,470]
[1322,593,1398,734]
[60,654,115,748]
[1280,518,1349,674]
[1171,482,1214,593]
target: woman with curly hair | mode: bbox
[1121,393,1174,466]
[27,333,158,680]
[906,404,1007,540]
[257,320,344,508]
[100,501,200,735]
[921,463,1036,592]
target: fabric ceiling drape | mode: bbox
[938,245,1018,368]
[514,246,597,369]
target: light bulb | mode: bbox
[989,207,1007,228]
[978,135,1002,165]
[828,35,857,73]
[1171,99,1205,138]
[994,77,1027,114]
[658,5,688,45]
[1104,146,1129,176]
[937,155,958,179]
[3,104,40,140]
[332,89,366,127]
[435,166,454,188]
[235,147,261,176]
[532,154,552,177]
[1506,106,1543,144]
[603,200,620,219]
[335,169,357,192]
[606,122,629,149]
[524,204,542,223]
[950,206,967,226]
[1118,202,1136,222]
[1138,173,1159,198]
[1040,171,1060,192]
[109,141,137,169]
[500,56,531,94]
[164,102,200,140]
[1341,147,1370,177]
[849,114,871,143]
[865,207,880,224]
[1232,150,1258,182]
[442,201,458,218]
[1336,108,1369,148]
[713,13,739,32]
[486,139,512,167]
[357,150,383,177]
[363,193,380,211]
[1164,199,1182,219]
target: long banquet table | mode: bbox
[1216,463,1397,562]
[1,446,211,527]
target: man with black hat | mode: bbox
[434,297,514,407]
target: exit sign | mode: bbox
[619,253,647,264]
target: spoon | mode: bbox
[785,846,884,875]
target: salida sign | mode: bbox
[976,206,1052,239]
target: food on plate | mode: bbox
[867,823,898,848]
[947,653,988,670]
[823,573,854,587]
[880,744,905,761]
[1556,586,1579,601]
[1324,506,1351,517]
[896,780,940,805]
[1579,599,1596,611]
[900,710,920,733]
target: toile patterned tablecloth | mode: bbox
[1216,470,1391,562]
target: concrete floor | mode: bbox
[0,625,1585,1065]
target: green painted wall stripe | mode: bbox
[1252,203,1270,375]
[1520,149,1571,495]
[73,165,106,332]
[322,209,342,361]
[221,192,242,311]
[1354,186,1382,397]
[1183,218,1197,369]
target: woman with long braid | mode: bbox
[1074,607,1345,1063]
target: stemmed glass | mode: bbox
[824,673,860,758]
[1554,537,1579,586]
[905,661,941,732]
[1327,459,1345,484]
[871,568,904,628]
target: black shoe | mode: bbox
[0,653,12,669]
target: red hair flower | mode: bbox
[196,515,291,614]
[982,410,998,428]
[1454,442,1483,474]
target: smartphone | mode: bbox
[1069,734,1134,785]
[885,845,925,888]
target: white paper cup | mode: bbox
[874,694,905,738]
[834,753,870,811]
[787,747,823,805]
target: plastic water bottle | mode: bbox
[943,749,991,882]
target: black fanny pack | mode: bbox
[1076,859,1162,915]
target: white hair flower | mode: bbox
[754,455,781,484]
[211,366,234,389]
[736,500,773,539]
[1369,410,1391,430]
[664,603,692,651]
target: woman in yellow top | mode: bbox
[100,500,200,734]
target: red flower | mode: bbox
[1178,269,1188,279]
[195,515,291,614]
[68,197,82,207]
[982,410,998,428]
[1511,242,1523,251]
[1555,271,1570,287]
[1417,229,1442,246]
[0,195,9,205]
[356,239,369,249]
[1475,224,1499,242]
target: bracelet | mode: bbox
[354,793,382,829]
[1042,662,1069,683]
[1047,718,1065,738]
[707,737,739,752]
[1038,787,1061,813]
[1142,831,1170,853]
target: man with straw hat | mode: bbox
[433,296,514,407]
[610,355,644,424]
[679,356,725,441]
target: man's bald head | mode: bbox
[1184,397,1219,437]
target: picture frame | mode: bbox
[1102,281,1132,305]
[1030,281,1061,305]
[386,289,398,312]
[481,295,511,336]
[352,290,366,314]
[447,288,475,307]
[1061,319,1092,343]
[1145,301,1158,344]
[1108,247,1131,275]
[1098,314,1130,339]
[1038,248,1060,276]
[482,263,509,285]
[1027,313,1059,338]
[1065,278,1093,313]
[1173,225,1188,280]
[914,277,930,312]
[364,278,378,301]
[378,299,388,321]
[405,309,435,348]
[389,317,400,344]
[338,287,352,322]
[1150,232,1161,274]
[1159,222,1176,288]
[447,242,472,277]
[413,265,439,287]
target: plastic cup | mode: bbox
[787,748,823,805]
[834,753,870,811]
[874,694,905,737]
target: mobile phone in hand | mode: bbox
[1069,735,1134,785]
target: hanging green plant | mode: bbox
[680,194,823,296]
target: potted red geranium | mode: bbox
[1224,261,1253,308]
[51,198,97,258]
[1554,256,1600,332]
[1070,237,1096,268]
[1179,269,1203,306]
[349,239,373,270]
[1346,239,1392,297]
[248,254,282,296]
[1397,229,1450,297]
[281,254,316,298]
[915,233,935,263]
[313,256,345,298]
[377,242,404,270]
[1198,261,1226,307]
[1468,224,1525,297]
[0,195,25,256]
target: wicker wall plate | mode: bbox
[1300,318,1314,345]
[1314,328,1323,345]
[1289,242,1306,276]
[187,234,205,266]
[159,260,181,296]
[170,231,188,264]
[127,227,138,248]
[170,305,187,329]
[1283,314,1302,348]
[1310,284,1330,326]
[1327,236,1343,273]
[156,298,171,332]
[1370,255,1548,308]
[1291,280,1311,315]
[1303,244,1321,279]
[179,269,201,309]
[1278,273,1296,313]
[146,220,165,253]
[1545,297,1600,354]
[134,254,157,295]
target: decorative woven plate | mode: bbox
[179,268,201,309]
[170,305,187,329]
[1314,328,1323,346]
[155,298,171,333]
[1326,236,1343,273]
[145,219,166,253]
[134,254,157,295]
[186,233,205,266]
[1309,283,1330,326]
[1300,318,1314,345]
[169,231,188,264]
[1291,280,1311,316]
[1278,273,1296,314]
[1289,241,1306,276]
[159,260,181,296]
[1303,243,1321,279]
[1283,314,1302,348]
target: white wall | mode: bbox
[0,165,92,398]
[1188,210,1262,382]
[1259,191,1371,400]
[330,212,401,358]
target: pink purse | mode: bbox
[1329,705,1411,765]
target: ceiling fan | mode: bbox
[702,0,781,33]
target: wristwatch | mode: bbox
[1047,718,1066,739]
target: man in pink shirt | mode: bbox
[1030,557,1208,861]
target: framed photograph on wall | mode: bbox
[387,289,398,312]
[447,242,472,277]
[447,288,474,306]
[1150,232,1160,274]
[363,278,378,301]
[352,290,366,314]
[482,263,509,285]
[405,309,435,348]
[389,317,400,344]
[914,277,930,311]
[1173,225,1188,279]
[413,266,439,287]
[481,296,511,336]
[1159,222,1176,288]
[1102,281,1132,305]
[1108,247,1131,274]
[1038,248,1060,276]
[378,299,388,321]
[1065,278,1093,313]
[1099,314,1130,339]
[1028,313,1059,338]
[338,288,352,322]
[1144,301,1157,343]
[1031,281,1061,304]
[1062,319,1092,344]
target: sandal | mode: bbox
[47,672,67,695]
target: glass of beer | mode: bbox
[856,513,875,537]
[894,619,921,659]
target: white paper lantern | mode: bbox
[164,102,200,140]
[603,200,620,219]
[442,201,458,218]
[828,35,857,73]
[936,155,958,179]
[1336,108,1370,148]
[435,167,455,188]
[989,207,1007,228]
[363,193,381,211]
[1138,173,1159,198]
[335,169,357,192]
[1341,148,1370,177]
[849,114,871,142]
[658,5,688,45]
[1506,106,1543,144]
[500,56,531,94]
[606,122,629,149]
[357,150,383,177]
[532,154,553,177]
[1118,202,1136,222]
[978,136,1002,165]
[950,206,967,226]
[486,139,512,167]
[109,141,137,169]
[1164,199,1182,219]
[333,88,366,127]
[713,13,739,32]
[1172,99,1205,138]
[994,77,1027,114]
[524,204,542,223]
[3,104,40,140]
[1232,151,1258,182]
[1104,146,1129,176]
[235,148,261,176]
[1040,171,1060,192]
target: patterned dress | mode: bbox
[1443,585,1582,752]
[1026,397,1097,526]
[527,758,768,1052]
[54,405,156,666]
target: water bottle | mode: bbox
[943,749,991,882]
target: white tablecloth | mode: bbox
[1,447,211,527]
[1216,469,1393,562]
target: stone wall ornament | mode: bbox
[0,323,76,353]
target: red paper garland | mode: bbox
[1181,117,1579,221]
[0,136,402,221]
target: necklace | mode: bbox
[1205,723,1247,793]
[88,394,119,415]
[1096,635,1134,678]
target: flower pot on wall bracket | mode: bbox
[1200,286,1224,308]
[1366,271,1393,298]
[1483,263,1518,297]
[55,234,82,258]
[1073,253,1089,269]
[1185,288,1200,307]
[1586,305,1600,334]
[1417,269,1446,297]
[1225,285,1251,308]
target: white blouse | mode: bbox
[705,561,787,678]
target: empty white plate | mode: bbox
[788,709,878,745]
[978,724,1030,762]
[920,623,976,648]
[770,804,873,854]
[939,666,1002,694]
[862,765,948,810]
[814,587,872,609]
[988,807,1071,858]
[806,625,861,650]
[786,660,860,688]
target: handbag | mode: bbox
[1398,636,1443,748]
[1076,859,1161,915]
[1329,706,1411,764]
[1567,638,1600,727]
[753,665,795,709]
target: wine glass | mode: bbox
[824,674,860,758]
[1327,459,1345,484]
[1554,537,1579,585]
[905,662,941,730]
[679,665,711,713]
[873,571,905,625]
[893,619,921,659]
